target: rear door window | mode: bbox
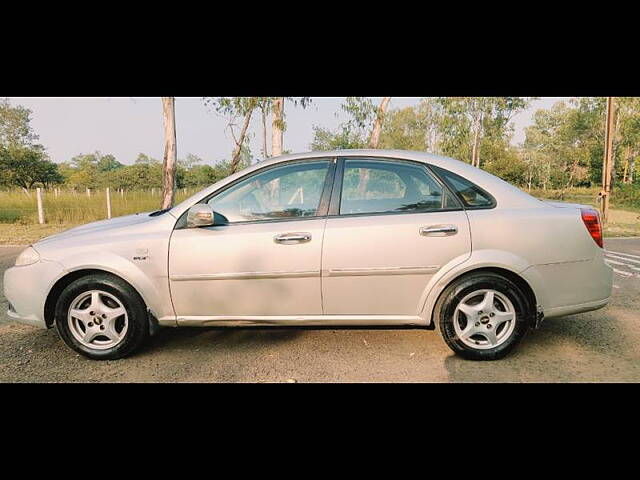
[339,159,461,215]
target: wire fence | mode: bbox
[0,187,201,225]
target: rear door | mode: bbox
[321,157,471,316]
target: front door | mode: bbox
[321,158,472,316]
[169,159,334,320]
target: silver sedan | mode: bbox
[4,150,613,360]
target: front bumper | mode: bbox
[3,259,66,329]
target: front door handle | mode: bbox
[420,225,458,237]
[274,232,312,244]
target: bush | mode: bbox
[0,209,22,223]
[611,184,640,211]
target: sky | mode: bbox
[8,97,569,166]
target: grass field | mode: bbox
[0,186,638,245]
[0,188,197,225]
[527,187,640,237]
[0,188,198,245]
[528,186,640,213]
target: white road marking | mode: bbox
[606,250,640,260]
[604,248,640,278]
[605,259,640,271]
[605,253,640,265]
[611,267,636,278]
[605,259,630,266]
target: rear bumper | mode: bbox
[521,253,613,319]
[544,296,611,319]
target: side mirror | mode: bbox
[187,204,215,228]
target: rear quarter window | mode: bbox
[430,165,495,209]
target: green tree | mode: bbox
[524,98,605,192]
[135,152,160,164]
[110,162,163,190]
[0,145,63,190]
[378,104,435,151]
[0,98,39,148]
[0,99,62,190]
[437,97,530,168]
[205,97,261,173]
[97,154,123,172]
[310,97,378,151]
[63,151,119,189]
[616,97,640,185]
[482,143,527,185]
[310,126,366,150]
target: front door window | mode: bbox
[208,160,331,223]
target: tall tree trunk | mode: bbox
[368,97,391,148]
[561,158,581,198]
[230,109,254,174]
[601,97,616,223]
[268,97,285,204]
[543,161,550,190]
[161,97,177,210]
[271,97,285,156]
[471,111,483,167]
[261,104,269,158]
[357,97,392,197]
[629,150,636,184]
[623,146,631,184]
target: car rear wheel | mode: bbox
[435,272,531,360]
[54,273,149,360]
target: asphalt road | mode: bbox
[1,239,639,382]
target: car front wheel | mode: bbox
[54,273,149,360]
[435,272,531,360]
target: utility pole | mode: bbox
[601,97,616,224]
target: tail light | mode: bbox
[581,208,603,248]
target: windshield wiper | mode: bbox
[149,208,172,217]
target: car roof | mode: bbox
[170,149,543,218]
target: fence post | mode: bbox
[36,187,45,224]
[86,188,91,197]
[106,187,112,219]
[120,188,124,198]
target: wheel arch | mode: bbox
[427,266,539,329]
[43,269,159,334]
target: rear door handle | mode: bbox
[420,225,458,237]
[274,232,312,244]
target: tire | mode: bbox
[435,272,531,361]
[54,273,149,360]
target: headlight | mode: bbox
[15,246,40,266]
